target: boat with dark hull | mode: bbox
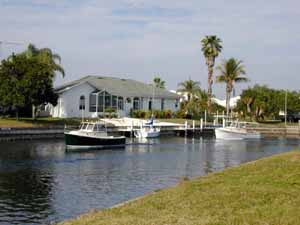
[64,122,126,150]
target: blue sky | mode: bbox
[0,0,299,98]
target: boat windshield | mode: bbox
[86,123,94,131]
[93,123,106,132]
[80,123,88,130]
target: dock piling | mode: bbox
[200,118,203,131]
[204,110,207,128]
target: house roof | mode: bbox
[212,96,241,109]
[55,76,180,99]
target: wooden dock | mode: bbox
[112,126,215,137]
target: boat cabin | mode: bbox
[79,122,107,133]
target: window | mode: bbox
[161,99,165,110]
[105,92,111,108]
[175,99,179,108]
[118,97,124,110]
[98,92,104,112]
[148,98,152,110]
[133,97,140,110]
[112,96,118,109]
[79,95,85,110]
[80,123,88,130]
[86,124,94,131]
[89,94,96,112]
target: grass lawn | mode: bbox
[0,117,81,128]
[61,151,300,225]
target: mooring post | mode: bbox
[185,120,188,136]
[200,118,203,131]
[204,110,207,128]
[222,118,226,128]
[298,120,300,137]
[130,120,133,137]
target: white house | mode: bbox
[212,96,241,109]
[170,90,200,102]
[50,76,180,118]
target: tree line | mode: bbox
[236,85,300,120]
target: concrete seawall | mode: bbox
[247,125,300,138]
[0,127,66,141]
[1,124,300,142]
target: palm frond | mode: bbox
[235,77,249,82]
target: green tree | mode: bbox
[216,58,248,115]
[0,54,25,119]
[0,54,58,119]
[21,44,65,78]
[153,76,166,89]
[177,79,201,101]
[237,85,300,120]
[20,44,64,118]
[241,88,255,115]
[201,35,222,113]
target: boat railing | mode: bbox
[223,120,260,129]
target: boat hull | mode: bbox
[64,132,126,150]
[134,130,160,138]
[215,127,261,140]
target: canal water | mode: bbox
[0,137,299,224]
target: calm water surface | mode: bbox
[0,137,299,224]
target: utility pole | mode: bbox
[285,89,288,126]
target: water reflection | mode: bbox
[0,137,299,224]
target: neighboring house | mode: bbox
[50,76,180,118]
[212,96,241,109]
[170,90,199,102]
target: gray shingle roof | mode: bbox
[55,76,180,99]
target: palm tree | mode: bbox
[216,58,249,115]
[21,44,65,119]
[241,89,255,115]
[177,79,201,101]
[153,76,166,89]
[22,43,65,78]
[201,35,222,113]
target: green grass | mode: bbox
[61,151,300,225]
[0,117,81,128]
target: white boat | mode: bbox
[215,121,261,140]
[134,80,161,139]
[134,125,160,138]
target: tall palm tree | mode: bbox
[177,79,201,101]
[216,58,249,115]
[201,35,222,113]
[22,43,65,78]
[153,76,166,89]
[21,44,65,119]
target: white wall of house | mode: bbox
[52,83,95,118]
[51,83,179,118]
[144,98,178,112]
